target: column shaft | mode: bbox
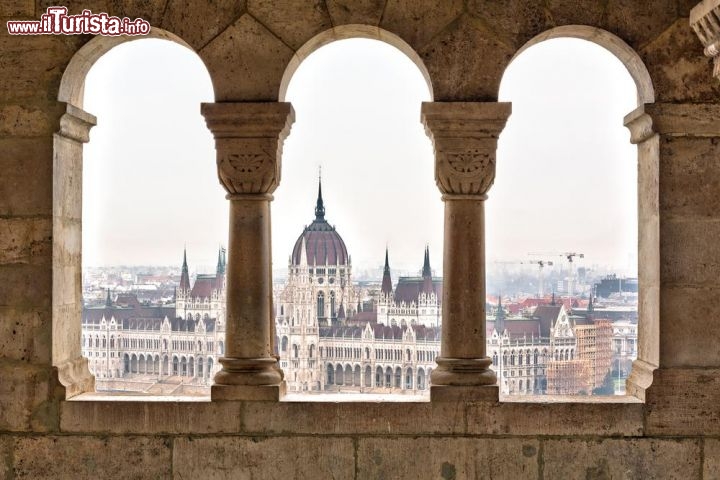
[441,197,487,359]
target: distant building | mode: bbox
[81,248,227,392]
[594,275,638,298]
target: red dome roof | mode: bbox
[291,220,349,266]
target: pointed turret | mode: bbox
[495,294,506,334]
[216,245,226,276]
[105,288,112,307]
[587,291,594,313]
[422,246,431,278]
[421,246,433,294]
[179,248,191,293]
[314,171,325,221]
[381,247,393,296]
[550,291,556,306]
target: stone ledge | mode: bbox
[58,395,645,437]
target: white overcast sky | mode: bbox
[83,37,637,275]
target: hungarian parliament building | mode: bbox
[82,180,628,396]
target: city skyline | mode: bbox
[82,37,638,275]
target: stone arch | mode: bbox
[505,26,659,396]
[510,26,654,104]
[58,28,203,108]
[279,25,433,102]
[52,28,214,399]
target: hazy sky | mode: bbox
[83,36,637,275]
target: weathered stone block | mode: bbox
[381,0,464,52]
[468,399,644,436]
[0,138,53,216]
[173,436,355,479]
[0,364,59,432]
[660,218,720,287]
[706,438,720,479]
[60,400,242,434]
[244,400,463,435]
[326,0,385,26]
[199,14,294,101]
[358,437,539,479]
[467,0,550,49]
[646,368,720,436]
[0,265,51,309]
[641,19,720,103]
[420,15,514,101]
[660,286,720,367]
[162,0,246,51]
[13,436,171,479]
[603,0,677,49]
[0,103,65,138]
[0,32,81,102]
[0,435,11,480]
[0,307,51,364]
[546,0,604,28]
[248,0,332,51]
[543,438,701,479]
[0,0,33,17]
[0,217,51,266]
[659,137,720,218]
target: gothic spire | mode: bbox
[495,293,505,333]
[180,247,191,292]
[105,288,112,307]
[314,168,325,221]
[381,247,393,296]
[216,245,226,276]
[422,246,431,278]
[421,246,433,295]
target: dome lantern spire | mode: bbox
[315,166,325,221]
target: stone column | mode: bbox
[202,102,294,401]
[421,102,511,402]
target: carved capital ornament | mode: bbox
[421,102,511,197]
[202,102,295,195]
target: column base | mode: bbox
[431,384,499,402]
[212,357,285,400]
[431,357,497,386]
[211,381,286,401]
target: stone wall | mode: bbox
[1,1,720,478]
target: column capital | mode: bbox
[57,104,97,143]
[421,102,511,196]
[624,102,720,143]
[201,102,295,195]
[690,0,720,79]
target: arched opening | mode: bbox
[336,364,344,386]
[345,365,353,386]
[490,27,655,398]
[327,364,334,385]
[394,367,402,389]
[56,30,218,398]
[281,336,289,353]
[364,366,372,388]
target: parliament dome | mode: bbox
[291,179,349,267]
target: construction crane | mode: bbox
[524,259,554,298]
[529,252,585,298]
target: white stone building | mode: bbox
[82,248,227,390]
